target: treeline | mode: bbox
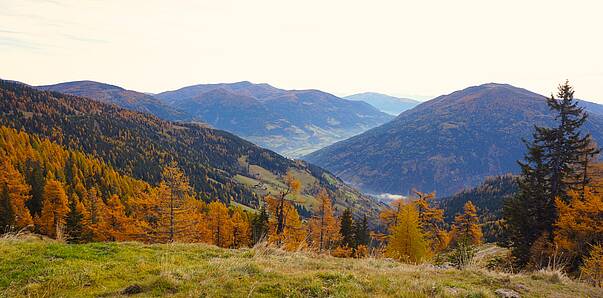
[502,82,602,286]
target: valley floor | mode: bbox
[1,237,601,298]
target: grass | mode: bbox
[1,238,601,297]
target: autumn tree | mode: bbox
[385,201,429,263]
[451,201,482,246]
[414,191,447,251]
[157,161,196,242]
[554,187,603,270]
[36,179,69,238]
[207,201,233,247]
[354,214,370,248]
[308,189,339,252]
[231,207,251,248]
[275,172,301,236]
[0,160,33,231]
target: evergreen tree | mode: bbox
[251,205,269,244]
[353,214,370,247]
[339,208,354,248]
[0,183,15,231]
[503,82,599,268]
[65,194,85,243]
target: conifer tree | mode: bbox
[354,214,370,247]
[157,161,196,242]
[503,82,599,268]
[251,205,269,244]
[0,184,15,231]
[275,172,301,236]
[339,208,355,248]
[451,201,482,246]
[385,201,429,263]
[231,207,251,248]
[414,191,446,251]
[207,201,233,247]
[37,179,69,238]
[65,194,85,243]
[0,160,33,230]
[308,189,339,252]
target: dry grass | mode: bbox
[1,238,601,297]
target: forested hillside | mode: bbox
[0,80,382,217]
[305,83,603,196]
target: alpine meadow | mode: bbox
[1,1,603,297]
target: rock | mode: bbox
[514,284,529,292]
[122,284,143,295]
[495,288,521,298]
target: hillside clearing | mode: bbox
[1,239,601,297]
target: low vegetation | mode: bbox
[2,237,602,297]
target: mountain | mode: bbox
[0,79,384,218]
[344,92,420,115]
[37,81,189,121]
[155,81,394,157]
[304,83,603,197]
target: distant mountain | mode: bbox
[344,92,420,115]
[156,81,394,157]
[1,80,384,218]
[304,83,603,197]
[37,81,189,121]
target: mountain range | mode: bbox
[304,83,603,197]
[344,92,420,116]
[38,81,393,157]
[1,79,384,218]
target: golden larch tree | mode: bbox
[207,201,233,247]
[308,188,339,252]
[451,201,482,246]
[36,179,69,238]
[0,160,33,230]
[385,201,429,263]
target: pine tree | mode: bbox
[385,201,429,263]
[339,208,355,248]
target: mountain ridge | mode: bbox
[304,83,603,196]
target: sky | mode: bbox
[1,0,602,102]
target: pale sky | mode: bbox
[1,0,602,102]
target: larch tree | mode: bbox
[451,201,482,246]
[157,161,196,242]
[231,207,251,248]
[275,172,301,236]
[207,201,233,248]
[36,179,69,239]
[0,160,33,230]
[385,201,429,263]
[554,187,603,270]
[414,191,447,251]
[308,188,339,252]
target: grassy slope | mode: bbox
[1,239,601,298]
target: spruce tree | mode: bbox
[354,214,370,247]
[65,195,85,243]
[503,81,599,268]
[339,208,354,248]
[252,205,269,244]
